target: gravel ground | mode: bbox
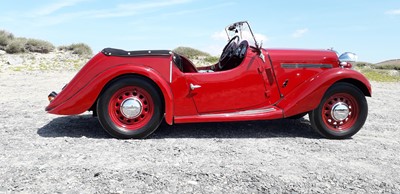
[0,71,399,193]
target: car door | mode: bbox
[184,53,275,114]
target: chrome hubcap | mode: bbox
[120,98,142,119]
[331,102,350,121]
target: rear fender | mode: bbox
[48,64,174,125]
[278,68,371,117]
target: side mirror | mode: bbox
[339,52,358,62]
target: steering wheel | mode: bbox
[234,40,249,59]
[218,35,239,70]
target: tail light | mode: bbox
[48,91,58,102]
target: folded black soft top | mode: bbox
[102,48,171,57]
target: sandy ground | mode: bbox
[0,71,399,193]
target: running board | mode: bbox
[174,106,283,123]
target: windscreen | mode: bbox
[225,21,259,48]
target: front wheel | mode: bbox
[309,82,368,139]
[97,76,163,139]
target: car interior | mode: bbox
[173,38,249,73]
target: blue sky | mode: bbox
[1,0,399,63]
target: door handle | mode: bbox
[190,83,201,90]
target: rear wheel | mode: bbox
[97,76,163,139]
[309,82,368,139]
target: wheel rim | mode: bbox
[322,93,359,132]
[108,86,154,130]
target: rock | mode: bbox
[6,55,23,65]
[0,50,6,55]
[388,70,399,77]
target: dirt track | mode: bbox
[0,72,399,193]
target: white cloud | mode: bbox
[32,0,88,16]
[202,44,225,56]
[92,0,192,18]
[162,2,235,17]
[385,9,400,15]
[118,0,191,10]
[254,33,268,44]
[212,30,228,41]
[292,28,309,38]
[23,0,192,26]
[30,12,92,26]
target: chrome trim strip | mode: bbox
[281,64,332,69]
[169,60,172,83]
[202,107,276,117]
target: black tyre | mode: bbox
[309,82,368,139]
[287,112,308,119]
[97,76,163,139]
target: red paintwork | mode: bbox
[46,54,175,124]
[46,44,371,126]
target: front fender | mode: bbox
[277,68,371,117]
[46,64,174,125]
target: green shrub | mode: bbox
[357,67,400,82]
[173,46,210,58]
[204,56,219,63]
[0,30,14,49]
[70,43,92,56]
[373,63,400,70]
[59,43,92,56]
[353,62,372,68]
[25,38,55,53]
[58,45,69,51]
[5,38,26,54]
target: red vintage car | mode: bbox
[46,21,371,139]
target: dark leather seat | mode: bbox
[172,53,183,71]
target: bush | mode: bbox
[59,43,92,56]
[204,56,219,63]
[173,46,210,58]
[353,62,372,68]
[5,38,26,54]
[373,64,400,70]
[358,68,400,82]
[25,38,55,53]
[0,30,14,49]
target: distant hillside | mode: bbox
[372,59,400,70]
[354,59,400,82]
[173,46,211,58]
[173,46,219,66]
[376,59,400,66]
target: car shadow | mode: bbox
[38,115,110,139]
[37,115,321,139]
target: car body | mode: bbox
[46,21,371,139]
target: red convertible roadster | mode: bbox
[46,21,371,139]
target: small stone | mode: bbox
[187,180,198,185]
